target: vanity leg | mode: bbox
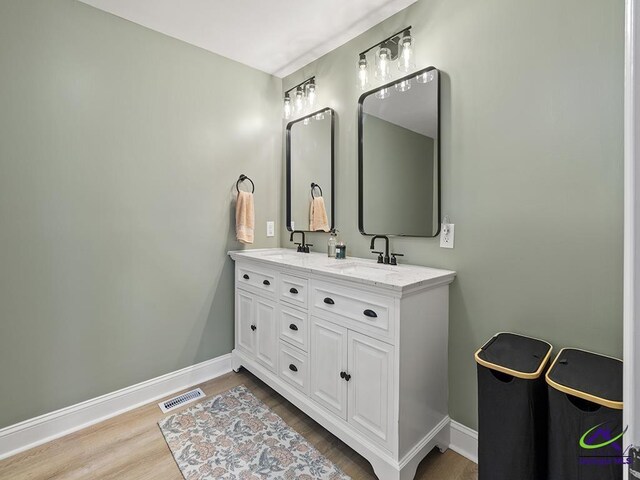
[231,350,243,373]
[369,459,401,480]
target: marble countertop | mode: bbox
[228,248,456,293]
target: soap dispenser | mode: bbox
[335,231,346,259]
[327,229,337,258]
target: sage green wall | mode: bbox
[362,114,434,235]
[282,0,623,430]
[0,0,281,428]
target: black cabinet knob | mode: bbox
[363,309,378,318]
[263,280,270,286]
[289,287,299,294]
[289,324,299,331]
[324,297,335,305]
[250,324,256,331]
[243,274,250,280]
[289,364,298,372]
[340,371,345,379]
[339,371,351,381]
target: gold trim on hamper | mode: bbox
[545,348,623,411]
[474,345,552,380]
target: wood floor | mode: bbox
[0,369,477,480]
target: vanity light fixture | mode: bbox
[397,31,416,72]
[357,54,370,91]
[375,45,392,81]
[295,86,304,113]
[283,93,292,120]
[282,76,317,119]
[357,26,414,92]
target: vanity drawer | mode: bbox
[279,342,309,395]
[236,263,277,299]
[279,305,308,351]
[311,281,394,340]
[280,274,309,309]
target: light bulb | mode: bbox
[306,81,316,110]
[357,54,369,91]
[375,46,391,81]
[295,87,304,112]
[375,87,391,100]
[395,79,411,92]
[283,94,292,119]
[416,70,435,83]
[398,33,415,72]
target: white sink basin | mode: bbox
[325,262,402,281]
[259,251,302,261]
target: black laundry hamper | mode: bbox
[475,332,553,480]
[546,348,623,480]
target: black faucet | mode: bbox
[290,230,312,253]
[370,235,390,264]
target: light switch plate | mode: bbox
[266,221,275,237]
[440,223,454,248]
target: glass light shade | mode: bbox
[306,82,317,110]
[357,55,370,91]
[416,70,435,84]
[395,79,412,92]
[283,95,292,119]
[374,87,391,100]
[398,34,415,72]
[375,47,392,81]
[295,87,304,112]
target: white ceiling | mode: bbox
[79,0,418,78]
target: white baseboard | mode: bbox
[0,354,232,461]
[449,420,478,464]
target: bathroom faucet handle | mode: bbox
[390,253,404,265]
[372,251,384,264]
[294,242,303,252]
[303,244,313,253]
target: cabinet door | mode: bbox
[310,318,348,420]
[348,330,394,450]
[236,290,255,355]
[255,298,278,373]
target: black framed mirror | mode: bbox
[358,67,440,237]
[286,107,335,232]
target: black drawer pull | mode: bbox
[243,274,250,280]
[289,364,298,372]
[363,309,378,318]
[250,324,256,331]
[289,324,299,331]
[323,297,335,305]
[263,280,271,286]
[289,287,299,294]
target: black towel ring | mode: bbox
[311,183,323,199]
[236,174,255,193]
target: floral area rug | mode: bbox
[158,385,351,480]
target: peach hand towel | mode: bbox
[236,191,255,244]
[310,196,330,232]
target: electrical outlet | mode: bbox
[440,223,455,248]
[266,221,275,237]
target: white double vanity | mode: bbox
[229,248,455,480]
